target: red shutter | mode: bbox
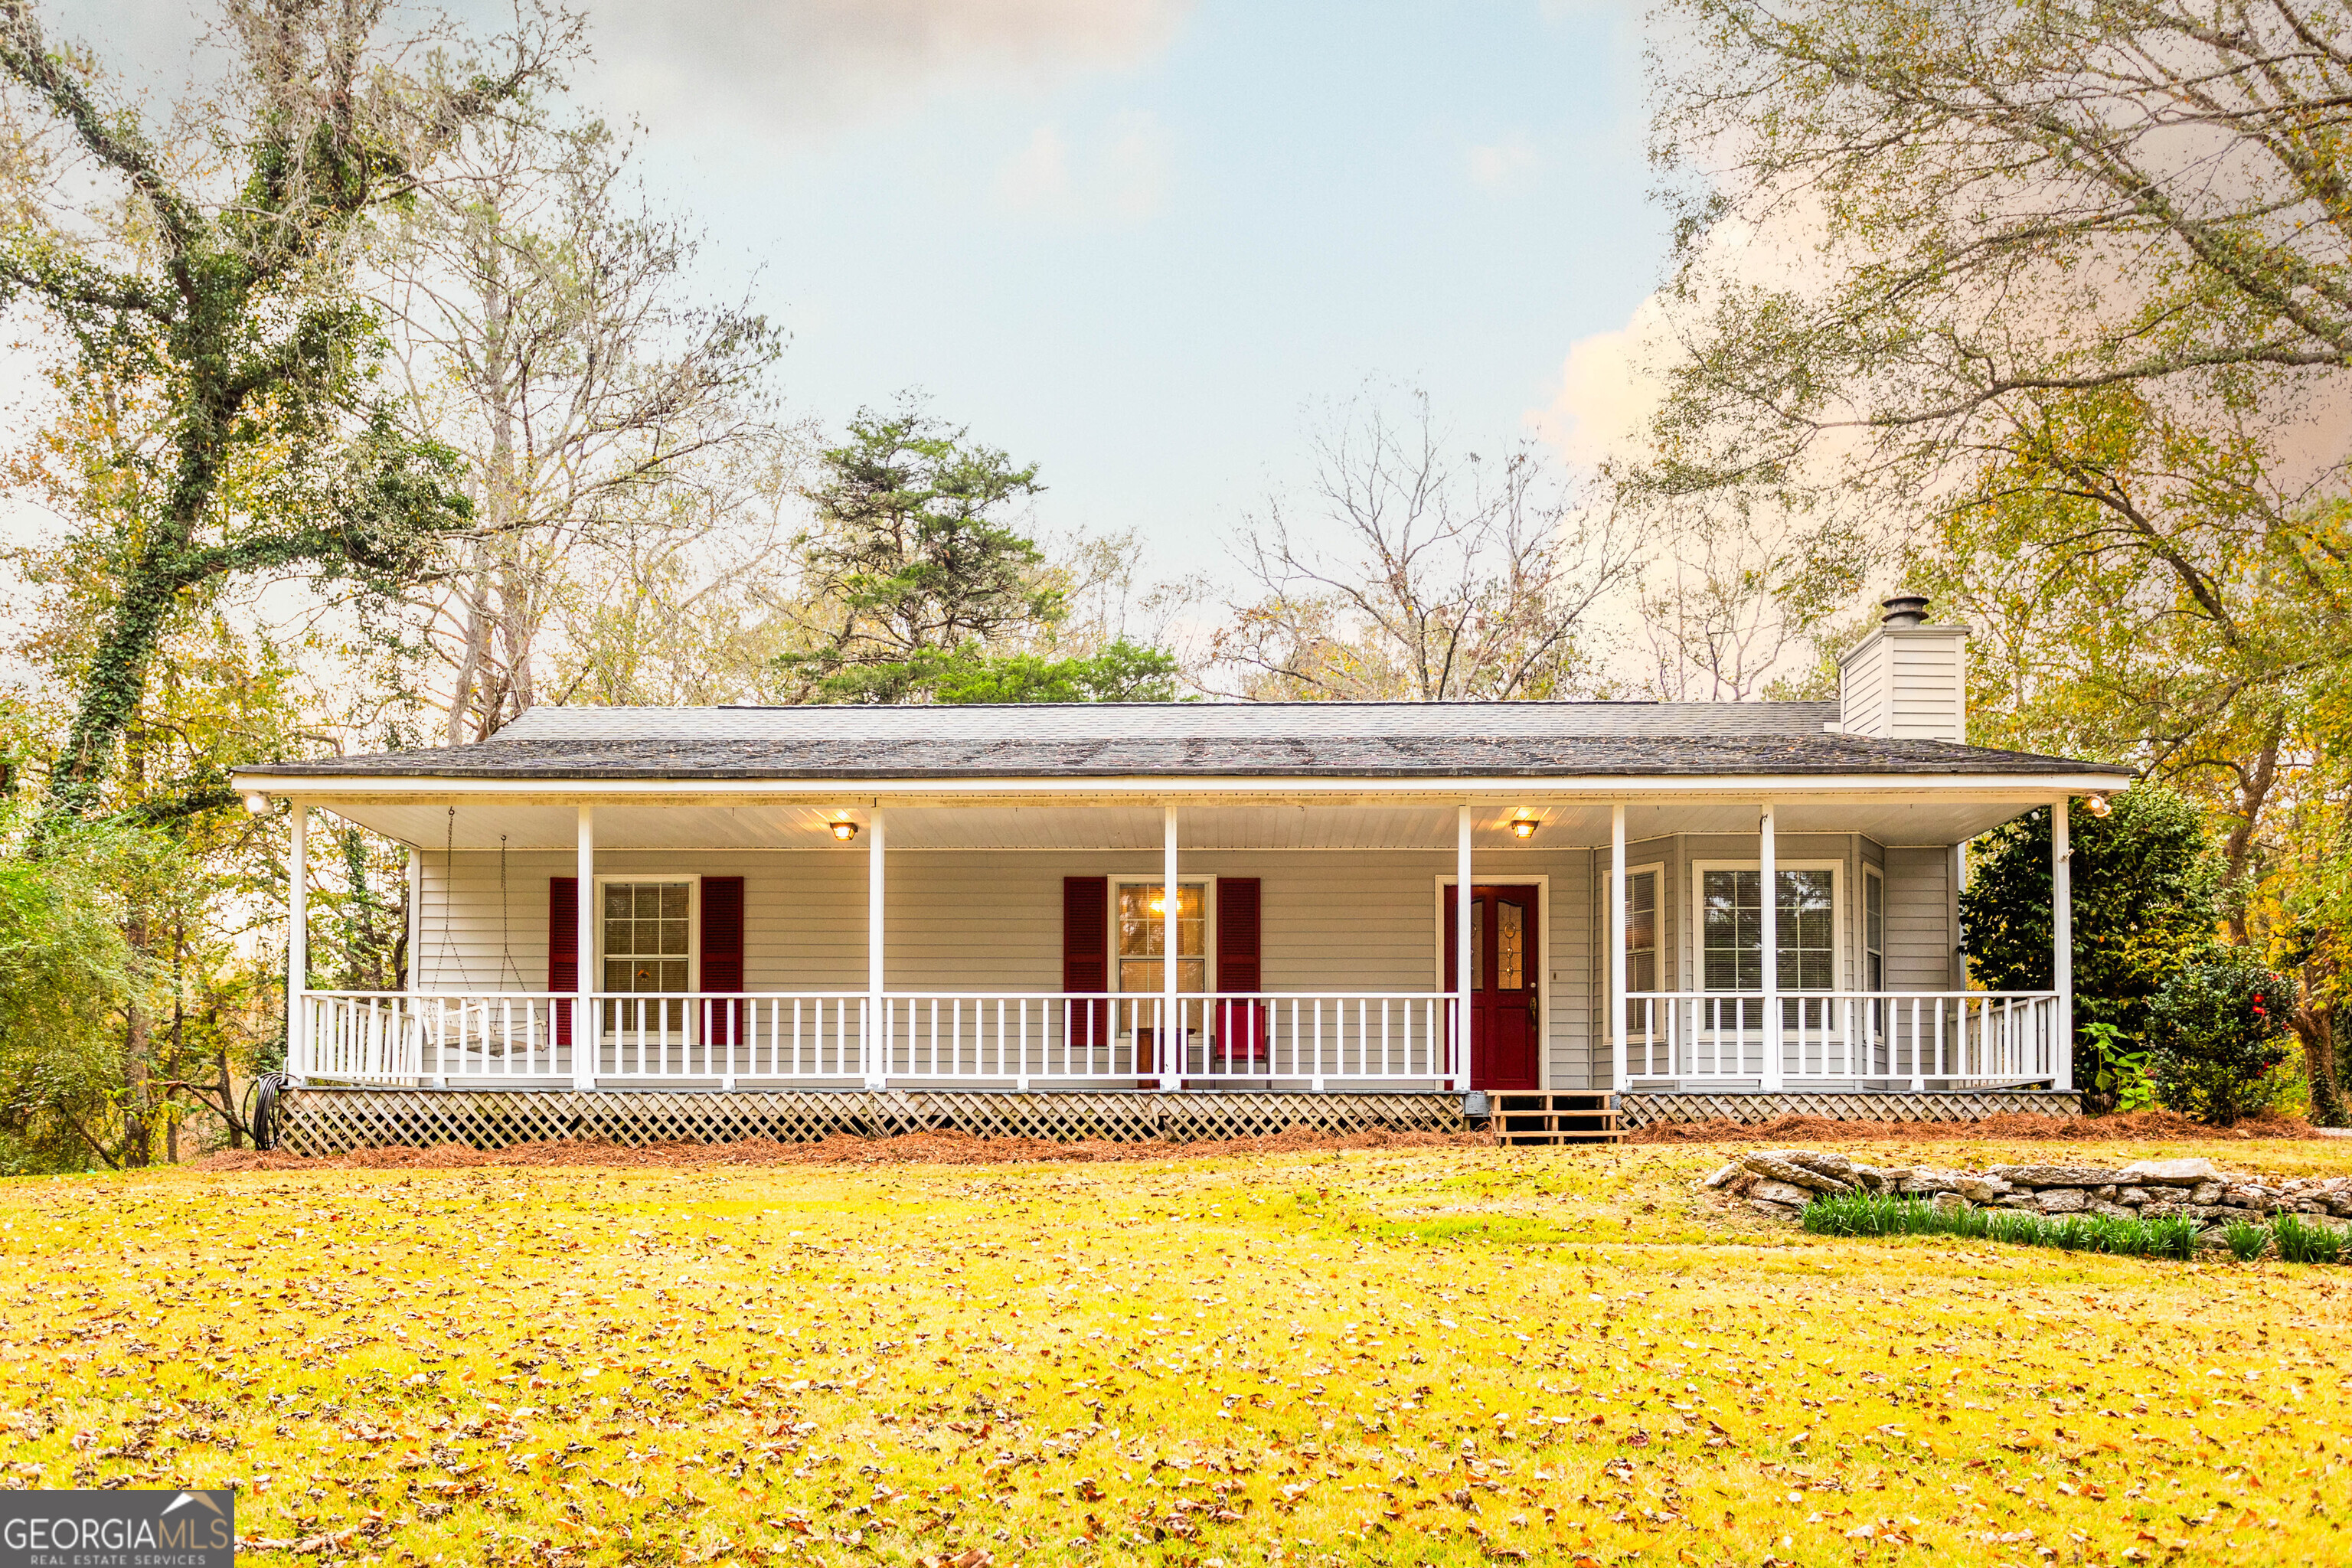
[1217,877,1260,992]
[1216,877,1265,1065]
[701,877,745,990]
[1063,877,1109,1049]
[701,876,747,1044]
[1063,877,1109,991]
[549,877,578,1047]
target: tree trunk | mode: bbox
[216,1044,245,1151]
[123,998,152,1168]
[119,724,155,1167]
[446,547,492,746]
[2295,950,2346,1125]
[166,925,185,1165]
[2221,733,2279,943]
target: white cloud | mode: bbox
[1465,133,1538,191]
[588,0,1196,136]
[998,124,1073,208]
[995,110,1171,223]
[1534,303,1666,470]
[1099,110,1173,220]
[51,0,1193,139]
[1532,207,1817,471]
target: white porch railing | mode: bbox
[875,991,1452,1089]
[1624,990,2063,1086]
[299,991,564,1084]
[296,990,1457,1089]
[297,991,868,1086]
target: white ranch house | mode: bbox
[234,603,2126,1129]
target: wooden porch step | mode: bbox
[1488,1090,1620,1145]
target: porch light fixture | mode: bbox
[1508,815,1539,839]
[241,791,270,815]
[2086,794,2112,818]
[828,819,860,841]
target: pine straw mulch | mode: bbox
[191,1125,1493,1174]
[188,1112,2327,1171]
[1622,1109,2323,1145]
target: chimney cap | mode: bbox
[1880,593,1932,627]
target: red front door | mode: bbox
[1445,884,1540,1090]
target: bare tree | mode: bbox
[544,427,823,706]
[374,111,783,741]
[1211,393,1638,702]
[1636,507,1867,700]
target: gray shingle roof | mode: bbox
[245,701,2128,780]
[492,700,1851,743]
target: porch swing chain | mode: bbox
[438,806,469,988]
[498,834,525,989]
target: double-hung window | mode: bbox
[1112,880,1211,995]
[1625,870,1658,994]
[598,877,696,1046]
[1697,865,1838,993]
[1864,868,1885,993]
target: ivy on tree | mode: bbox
[0,0,570,823]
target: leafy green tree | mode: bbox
[0,0,571,822]
[2147,950,2297,1126]
[782,405,1178,704]
[819,639,1181,706]
[1636,0,2352,974]
[1960,787,2224,1108]
[0,805,161,1172]
[1646,0,2352,482]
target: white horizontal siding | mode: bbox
[1838,627,1965,742]
[1838,635,1889,737]
[407,837,1971,1088]
[413,851,867,994]
[1881,846,1957,992]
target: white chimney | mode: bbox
[1835,594,1968,743]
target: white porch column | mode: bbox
[404,846,423,992]
[574,805,596,1089]
[1609,804,1628,1093]
[2052,798,2073,1093]
[287,802,308,1079]
[867,806,888,1089]
[1161,805,1181,1092]
[1759,802,1782,1090]
[1454,804,1472,1093]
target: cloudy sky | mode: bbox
[54,0,1658,580]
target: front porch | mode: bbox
[296,984,2066,1092]
[274,791,2080,1099]
[297,988,1455,1092]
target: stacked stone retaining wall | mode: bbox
[1709,1148,2352,1230]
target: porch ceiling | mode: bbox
[315,795,2055,852]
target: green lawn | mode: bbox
[5,1135,2351,1566]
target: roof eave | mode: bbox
[228,766,2135,797]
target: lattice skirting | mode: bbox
[273,1086,1468,1156]
[1619,1090,2082,1129]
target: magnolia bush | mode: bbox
[2148,949,2297,1125]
